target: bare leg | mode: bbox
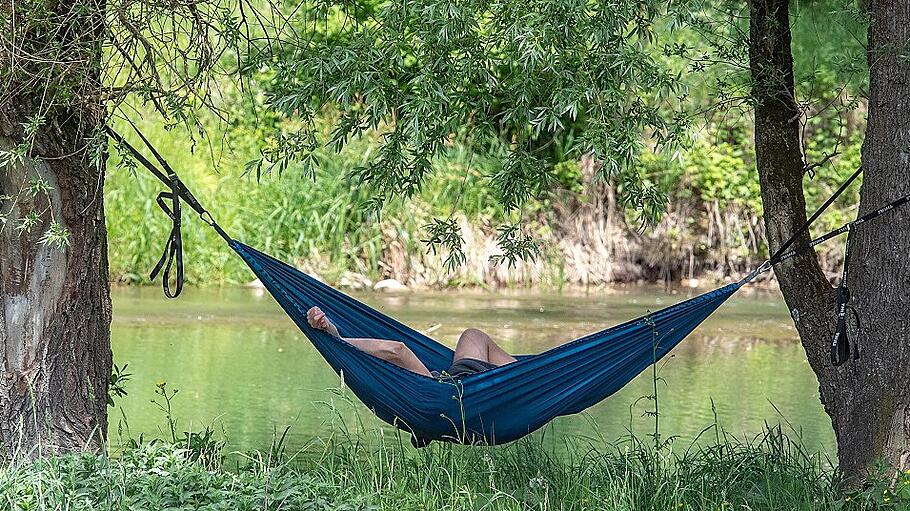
[453,328,517,366]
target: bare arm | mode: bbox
[306,307,432,377]
[342,338,432,376]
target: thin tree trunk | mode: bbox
[749,0,910,482]
[0,108,112,456]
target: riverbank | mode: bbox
[104,113,863,291]
[3,425,904,510]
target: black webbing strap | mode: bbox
[769,166,863,265]
[149,177,185,298]
[105,126,208,217]
[830,230,861,366]
[773,188,910,263]
[739,167,864,285]
[743,166,910,366]
[106,124,231,298]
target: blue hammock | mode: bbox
[233,241,741,446]
[108,126,895,447]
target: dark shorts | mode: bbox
[434,358,499,378]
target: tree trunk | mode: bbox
[846,0,910,478]
[749,0,910,482]
[0,107,112,456]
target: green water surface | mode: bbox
[110,286,835,454]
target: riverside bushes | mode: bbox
[101,1,868,291]
[105,115,864,290]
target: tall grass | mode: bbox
[6,419,906,510]
[304,426,842,511]
[104,113,866,289]
[5,381,910,510]
[4,378,909,509]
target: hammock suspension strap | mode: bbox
[745,166,910,366]
[772,189,910,264]
[739,166,865,284]
[830,230,862,365]
[105,125,231,298]
[768,166,864,264]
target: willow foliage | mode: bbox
[246,0,690,259]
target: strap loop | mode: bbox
[830,229,860,366]
[106,123,232,298]
[148,176,185,298]
[738,259,772,285]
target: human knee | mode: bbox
[459,328,489,343]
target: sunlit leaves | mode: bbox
[22,115,45,138]
[16,212,42,234]
[253,0,686,266]
[489,224,540,268]
[245,128,320,180]
[39,221,71,249]
[422,217,466,273]
[492,152,551,212]
[24,178,52,198]
[0,144,30,169]
[0,163,69,251]
[113,140,139,177]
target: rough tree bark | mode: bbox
[0,109,113,457]
[749,0,910,481]
[851,0,910,477]
[0,0,112,454]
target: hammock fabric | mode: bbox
[108,125,910,447]
[233,241,739,446]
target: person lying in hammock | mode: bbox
[306,306,516,378]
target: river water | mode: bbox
[110,285,835,455]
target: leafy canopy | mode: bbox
[1,0,253,247]
[3,0,868,268]
[248,0,690,262]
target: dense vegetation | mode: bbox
[6,0,909,495]
[104,2,868,289]
[4,422,909,510]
